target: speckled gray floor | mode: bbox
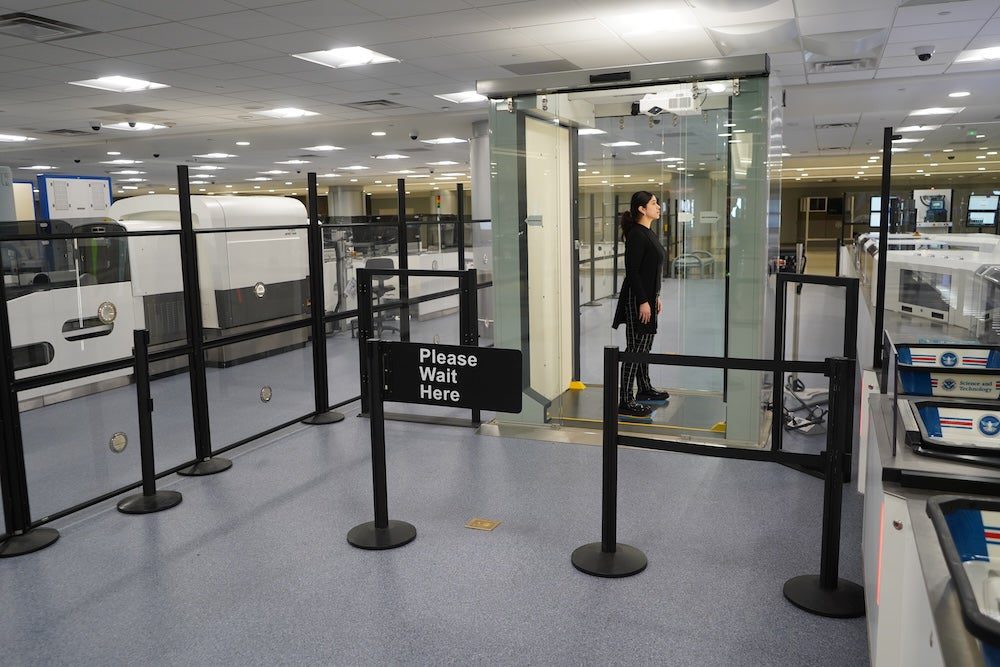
[2,410,868,666]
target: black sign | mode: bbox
[382,342,522,413]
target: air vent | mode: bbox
[43,128,94,137]
[820,146,851,151]
[0,12,95,42]
[340,99,408,111]
[816,123,857,130]
[807,58,876,73]
[92,104,164,115]
[501,59,579,76]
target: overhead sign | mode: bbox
[382,342,522,412]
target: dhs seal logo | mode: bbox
[940,352,958,367]
[942,378,957,391]
[979,415,1000,437]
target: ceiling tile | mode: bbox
[894,0,999,27]
[246,30,337,53]
[318,20,423,47]
[476,45,562,66]
[396,9,508,38]
[256,0,381,28]
[33,1,164,32]
[406,53,496,72]
[0,54,43,72]
[376,37,471,60]
[794,0,901,18]
[980,17,1000,36]
[479,0,596,26]
[241,56,324,75]
[126,50,221,70]
[359,0,472,19]
[547,39,645,69]
[290,68,367,84]
[183,63,268,80]
[882,37,970,57]
[112,23,227,49]
[509,19,617,45]
[806,70,876,83]
[798,10,895,36]
[56,33,164,57]
[690,0,796,26]
[878,54,956,70]
[185,11,304,40]
[105,0,246,21]
[0,42,102,65]
[888,20,986,43]
[777,74,807,85]
[631,31,721,62]
[875,63,949,78]
[182,41,281,62]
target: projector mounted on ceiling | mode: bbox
[638,90,701,117]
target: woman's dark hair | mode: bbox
[620,190,655,239]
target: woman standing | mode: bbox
[612,190,669,418]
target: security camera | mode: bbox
[90,122,101,131]
[152,153,160,158]
[128,120,137,128]
[410,130,419,140]
[948,155,956,160]
[73,158,81,163]
[428,168,434,174]
[915,46,935,62]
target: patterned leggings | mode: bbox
[620,292,655,404]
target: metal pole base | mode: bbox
[347,520,416,550]
[783,575,865,618]
[177,457,232,477]
[0,527,59,558]
[571,542,647,578]
[582,302,602,307]
[301,410,345,425]
[117,490,182,515]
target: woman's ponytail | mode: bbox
[619,210,636,240]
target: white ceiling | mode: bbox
[0,0,998,194]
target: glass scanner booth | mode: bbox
[478,54,782,448]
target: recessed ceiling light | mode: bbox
[19,165,55,170]
[236,141,250,146]
[707,83,727,93]
[226,185,233,188]
[375,154,408,159]
[407,174,430,178]
[949,91,971,97]
[420,137,466,145]
[189,180,208,185]
[110,170,145,175]
[68,76,168,93]
[246,177,271,182]
[0,134,36,142]
[191,165,225,171]
[254,185,261,189]
[578,128,606,135]
[601,141,640,147]
[319,173,340,177]
[579,168,586,172]
[990,152,998,156]
[194,153,237,159]
[892,137,924,143]
[428,161,459,166]
[977,134,987,139]
[897,125,941,133]
[260,170,289,175]
[259,108,319,119]
[977,155,987,159]
[800,172,808,176]
[632,150,665,156]
[979,167,987,170]
[120,177,146,182]
[391,169,416,174]
[434,91,487,104]
[441,172,465,177]
[292,46,398,69]
[122,185,139,190]
[106,151,120,156]
[916,169,923,173]
[891,148,910,153]
[930,163,939,166]
[275,159,310,164]
[284,181,293,185]
[103,122,167,132]
[341,165,369,170]
[349,178,358,182]
[781,152,791,157]
[943,148,954,152]
[908,107,964,116]
[303,145,344,151]
[437,176,457,180]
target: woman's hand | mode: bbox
[656,297,662,315]
[639,302,652,324]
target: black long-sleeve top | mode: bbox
[612,223,666,335]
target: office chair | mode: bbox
[366,257,398,338]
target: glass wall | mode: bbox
[488,62,778,448]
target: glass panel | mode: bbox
[325,316,360,406]
[21,383,139,520]
[150,358,196,472]
[205,339,314,448]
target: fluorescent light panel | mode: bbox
[302,145,344,151]
[420,137,466,145]
[292,47,398,69]
[434,91,487,104]
[0,134,36,142]
[601,141,640,147]
[896,125,940,132]
[908,107,964,116]
[68,76,168,93]
[194,153,237,159]
[428,160,459,166]
[259,108,318,119]
[103,122,167,131]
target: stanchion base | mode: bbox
[117,490,182,514]
[571,542,647,578]
[301,410,345,425]
[0,527,59,558]
[783,574,865,618]
[177,457,232,477]
[347,520,416,550]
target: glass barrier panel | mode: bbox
[149,358,196,472]
[20,382,140,520]
[325,314,360,406]
[205,337,314,448]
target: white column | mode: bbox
[327,186,364,218]
[470,120,490,221]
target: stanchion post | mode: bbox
[118,330,182,514]
[783,356,865,618]
[456,183,466,270]
[302,172,344,425]
[396,178,410,342]
[175,165,231,476]
[571,346,647,577]
[347,339,416,550]
[0,276,59,557]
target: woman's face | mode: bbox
[640,196,661,220]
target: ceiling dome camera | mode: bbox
[914,45,935,62]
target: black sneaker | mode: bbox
[636,389,670,403]
[619,401,654,418]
